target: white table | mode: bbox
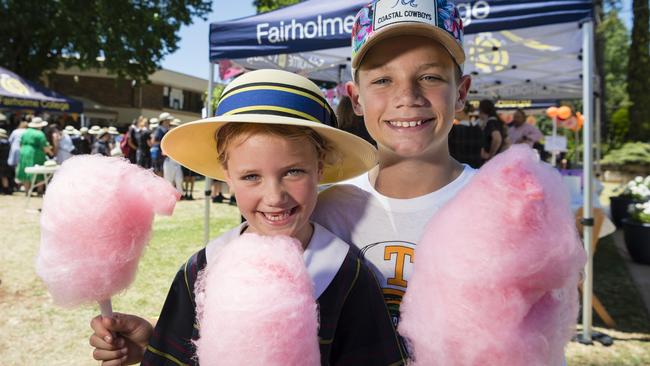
[24,165,59,206]
[563,175,616,238]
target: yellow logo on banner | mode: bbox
[468,33,509,74]
[501,31,561,52]
[0,74,30,96]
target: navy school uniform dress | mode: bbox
[141,223,406,366]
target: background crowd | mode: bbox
[0,98,560,202]
[0,112,195,199]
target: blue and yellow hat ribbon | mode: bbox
[216,82,337,127]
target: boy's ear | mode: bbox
[455,75,472,113]
[345,81,364,117]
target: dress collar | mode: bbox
[205,222,349,299]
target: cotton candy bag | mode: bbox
[194,233,320,366]
[399,145,587,366]
[36,155,179,313]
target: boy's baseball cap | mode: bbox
[351,0,465,77]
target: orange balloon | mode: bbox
[557,106,572,120]
[575,112,584,131]
[546,106,558,118]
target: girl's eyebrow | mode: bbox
[235,168,259,176]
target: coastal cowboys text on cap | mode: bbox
[351,0,465,76]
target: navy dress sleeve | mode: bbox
[141,249,206,366]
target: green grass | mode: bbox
[0,192,239,365]
[565,234,650,365]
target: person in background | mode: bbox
[181,166,196,200]
[7,119,28,191]
[508,108,543,148]
[336,95,375,147]
[91,129,111,156]
[150,113,172,176]
[162,119,183,196]
[0,128,11,194]
[478,99,509,163]
[126,118,140,164]
[449,102,483,168]
[135,118,152,169]
[75,127,92,155]
[56,126,77,164]
[16,117,52,193]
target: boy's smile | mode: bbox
[224,133,322,248]
[349,35,470,159]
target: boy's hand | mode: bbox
[89,313,153,365]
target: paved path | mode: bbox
[612,230,650,317]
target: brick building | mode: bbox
[47,67,207,127]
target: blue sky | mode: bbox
[161,2,256,79]
[161,0,635,80]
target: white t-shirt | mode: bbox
[312,165,477,323]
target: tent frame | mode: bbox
[204,5,604,345]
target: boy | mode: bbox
[313,0,473,326]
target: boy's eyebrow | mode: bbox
[417,62,446,70]
[362,61,448,74]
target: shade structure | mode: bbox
[206,0,600,343]
[210,0,592,100]
[0,66,83,113]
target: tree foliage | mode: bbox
[601,142,650,167]
[253,0,301,14]
[598,10,630,146]
[0,0,212,82]
[205,83,225,114]
[626,0,650,141]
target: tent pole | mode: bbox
[204,63,215,245]
[580,19,595,344]
[594,93,602,175]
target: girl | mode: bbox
[89,69,405,366]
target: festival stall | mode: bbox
[0,66,83,114]
[207,0,600,343]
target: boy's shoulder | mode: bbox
[317,165,478,211]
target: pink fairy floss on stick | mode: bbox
[36,155,180,316]
[399,145,587,366]
[194,233,320,365]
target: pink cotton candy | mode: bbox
[36,155,180,306]
[194,234,320,366]
[399,145,587,366]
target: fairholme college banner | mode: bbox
[0,66,82,113]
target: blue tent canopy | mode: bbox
[209,0,592,100]
[0,66,83,113]
[210,0,592,60]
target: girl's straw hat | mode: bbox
[27,117,48,129]
[162,69,377,184]
[88,125,103,135]
[63,125,80,136]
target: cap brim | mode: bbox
[161,115,378,184]
[352,23,465,70]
